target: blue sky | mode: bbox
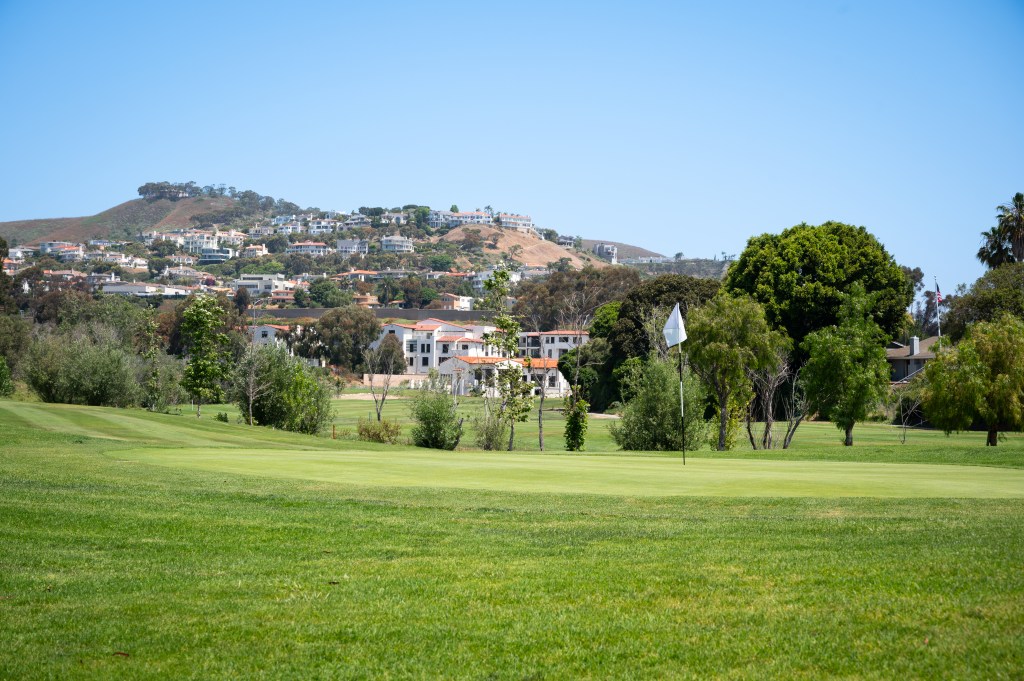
[1,0,1021,291]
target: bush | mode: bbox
[473,409,509,451]
[358,417,402,444]
[410,374,463,450]
[0,355,13,397]
[564,394,589,451]
[214,412,229,423]
[26,326,143,407]
[610,357,708,451]
[235,346,334,435]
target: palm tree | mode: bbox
[977,225,1015,269]
[997,192,1024,262]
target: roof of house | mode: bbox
[525,358,560,369]
[885,336,940,360]
[437,335,484,343]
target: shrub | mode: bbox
[564,393,589,451]
[610,357,708,451]
[473,410,509,451]
[236,346,334,435]
[358,417,402,444]
[26,327,143,407]
[0,355,13,397]
[214,412,229,423]
[410,374,463,450]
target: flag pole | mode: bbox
[935,277,942,339]
[678,344,685,465]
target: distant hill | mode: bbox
[580,239,664,261]
[436,224,608,269]
[0,197,235,246]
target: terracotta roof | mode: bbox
[525,358,560,369]
[449,356,523,365]
[539,330,590,335]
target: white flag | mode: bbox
[662,303,687,348]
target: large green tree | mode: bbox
[997,192,1024,263]
[512,267,641,332]
[800,285,890,446]
[923,313,1024,446]
[943,263,1024,341]
[305,305,381,372]
[724,221,911,350]
[180,295,230,417]
[687,294,789,451]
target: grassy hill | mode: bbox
[581,238,665,260]
[0,196,234,245]
[1,399,1022,678]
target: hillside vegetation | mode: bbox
[437,224,605,269]
[0,197,234,245]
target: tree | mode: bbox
[943,263,1024,340]
[364,333,405,421]
[997,192,1024,263]
[230,344,274,426]
[0,355,13,397]
[800,285,890,446]
[724,221,912,350]
[233,286,251,315]
[308,278,347,308]
[410,371,463,450]
[450,204,459,213]
[180,295,229,417]
[305,305,380,372]
[923,314,1024,446]
[687,293,789,450]
[976,226,1015,269]
[608,274,719,363]
[480,267,533,451]
[241,345,334,435]
[513,267,640,332]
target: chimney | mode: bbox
[909,336,920,356]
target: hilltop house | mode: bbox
[380,235,415,253]
[887,336,939,382]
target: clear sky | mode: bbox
[1,0,1021,291]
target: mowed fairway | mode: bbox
[1,400,1023,678]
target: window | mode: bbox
[407,357,414,366]
[547,350,552,358]
[548,375,558,387]
[442,344,449,354]
[420,344,430,353]
[408,343,417,353]
[261,331,268,338]
[462,344,469,351]
[388,329,395,334]
[422,357,429,367]
[559,336,569,343]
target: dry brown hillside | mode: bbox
[0,197,234,245]
[436,224,606,269]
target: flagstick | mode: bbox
[678,344,685,465]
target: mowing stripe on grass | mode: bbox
[116,447,1024,498]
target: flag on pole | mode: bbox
[935,280,943,304]
[663,303,687,348]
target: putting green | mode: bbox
[116,447,1024,498]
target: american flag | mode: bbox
[936,281,942,304]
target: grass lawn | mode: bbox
[1,400,1022,678]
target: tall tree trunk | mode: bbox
[717,397,728,451]
[844,424,853,446]
[987,427,998,446]
[508,422,515,451]
[196,399,202,418]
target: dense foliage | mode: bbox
[610,357,707,452]
[724,221,911,349]
[943,262,1024,341]
[410,374,463,450]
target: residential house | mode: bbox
[472,268,522,293]
[427,209,457,229]
[522,357,570,398]
[37,241,77,254]
[371,319,498,375]
[275,223,306,236]
[249,224,276,238]
[519,330,589,360]
[101,282,188,297]
[496,213,534,234]
[333,269,377,283]
[198,247,235,265]
[248,324,291,348]
[352,293,380,309]
[381,212,405,225]
[286,241,332,257]
[231,273,291,295]
[437,293,473,311]
[452,210,491,226]
[438,356,524,397]
[592,243,618,264]
[380,235,415,253]
[337,239,369,257]
[557,235,576,247]
[216,230,247,247]
[170,254,196,266]
[887,336,939,382]
[183,231,218,254]
[343,215,371,229]
[240,244,269,259]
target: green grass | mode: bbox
[1,400,1023,678]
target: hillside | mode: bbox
[436,224,607,269]
[624,258,732,279]
[580,239,664,260]
[0,196,234,245]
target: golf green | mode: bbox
[116,447,1024,498]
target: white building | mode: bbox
[592,243,618,264]
[370,319,498,375]
[452,210,491,226]
[427,209,457,229]
[183,231,218,254]
[380,235,415,253]
[231,273,291,295]
[248,323,291,348]
[286,241,332,257]
[496,213,534,233]
[337,239,369,257]
[438,356,524,397]
[240,244,269,259]
[437,293,473,311]
[101,282,188,297]
[472,268,522,293]
[518,330,590,360]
